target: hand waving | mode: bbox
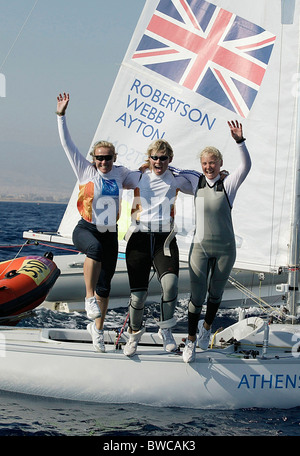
[56,92,69,116]
[228,120,244,142]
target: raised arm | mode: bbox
[56,92,69,116]
[56,93,94,181]
[224,120,251,206]
[227,120,245,143]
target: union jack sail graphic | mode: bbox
[132,0,276,118]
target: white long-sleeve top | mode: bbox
[170,141,251,207]
[131,168,193,232]
[57,115,140,227]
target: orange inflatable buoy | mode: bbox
[0,254,60,323]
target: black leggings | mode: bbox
[126,231,179,289]
[72,218,118,298]
[126,231,179,331]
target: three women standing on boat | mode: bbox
[56,93,250,360]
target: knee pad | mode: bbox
[129,290,148,310]
[160,274,178,325]
[188,297,202,314]
[129,290,148,332]
[160,273,178,302]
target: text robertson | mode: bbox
[115,78,216,141]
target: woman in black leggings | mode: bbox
[123,139,192,356]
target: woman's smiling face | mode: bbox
[93,147,114,174]
[200,153,222,180]
[149,152,172,176]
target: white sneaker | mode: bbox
[182,338,196,363]
[198,320,211,350]
[87,322,105,352]
[123,328,145,357]
[85,296,101,320]
[158,328,177,352]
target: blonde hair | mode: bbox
[146,139,173,164]
[199,146,223,162]
[89,140,116,161]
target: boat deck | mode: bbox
[0,318,300,409]
[0,318,297,362]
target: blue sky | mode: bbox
[0,0,145,200]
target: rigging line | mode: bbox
[0,0,39,71]
[0,243,80,253]
[115,311,130,347]
[228,276,268,302]
[228,275,285,319]
[230,280,276,312]
[0,241,28,276]
[35,242,80,253]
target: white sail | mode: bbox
[55,0,300,274]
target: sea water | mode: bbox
[0,201,299,438]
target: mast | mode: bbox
[285,0,300,319]
[287,98,300,320]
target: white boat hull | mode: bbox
[43,254,288,312]
[0,317,300,409]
